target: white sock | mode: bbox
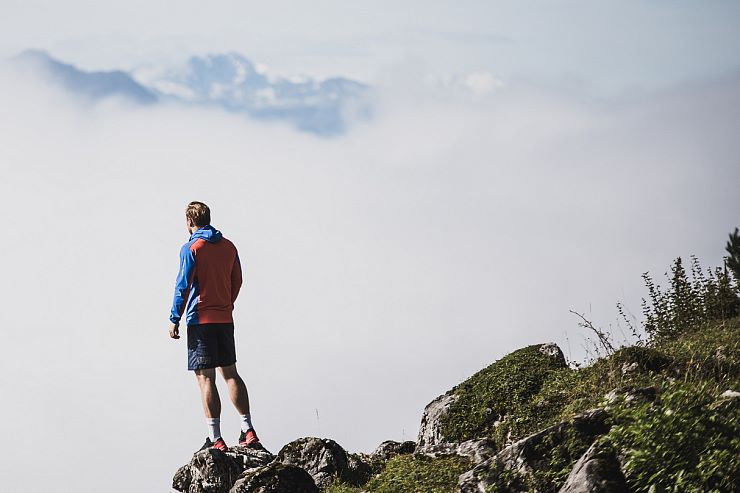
[239,413,254,433]
[206,417,222,441]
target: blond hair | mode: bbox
[186,201,211,227]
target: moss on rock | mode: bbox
[440,343,568,446]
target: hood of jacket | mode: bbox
[189,224,223,243]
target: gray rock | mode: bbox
[711,389,740,410]
[460,460,519,493]
[416,392,459,449]
[417,438,497,465]
[229,462,319,493]
[353,439,417,475]
[720,389,740,399]
[371,440,416,461]
[558,441,630,493]
[227,445,277,470]
[277,437,370,490]
[539,343,566,362]
[603,387,657,408]
[173,446,275,493]
[458,409,611,493]
[714,345,728,361]
[620,362,639,375]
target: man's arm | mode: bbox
[170,243,196,326]
[231,251,243,304]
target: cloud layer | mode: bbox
[0,64,738,491]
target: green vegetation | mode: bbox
[325,455,470,493]
[641,256,740,340]
[326,232,740,493]
[440,250,739,491]
[324,480,361,493]
[440,344,567,446]
[726,227,740,281]
[328,320,738,492]
[607,381,740,493]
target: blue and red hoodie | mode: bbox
[170,224,243,326]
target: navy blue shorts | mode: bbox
[187,323,237,371]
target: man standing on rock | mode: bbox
[168,201,262,452]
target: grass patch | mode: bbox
[367,455,469,493]
[324,480,361,493]
[325,455,470,493]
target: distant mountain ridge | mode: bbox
[9,50,372,136]
[12,49,158,105]
[140,52,371,135]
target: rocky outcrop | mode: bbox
[557,441,630,493]
[173,436,413,493]
[172,342,645,493]
[458,409,611,493]
[370,440,416,462]
[230,462,319,493]
[362,440,417,474]
[276,437,371,489]
[416,391,459,449]
[416,343,568,450]
[173,446,274,493]
[538,342,567,362]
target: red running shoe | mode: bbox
[197,437,229,452]
[239,428,261,448]
[212,437,229,451]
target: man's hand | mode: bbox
[169,322,180,339]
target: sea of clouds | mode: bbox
[0,62,738,491]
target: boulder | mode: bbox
[416,343,567,449]
[361,440,417,474]
[458,409,611,493]
[173,446,274,493]
[557,441,630,493]
[539,343,566,361]
[230,462,319,493]
[276,437,370,489]
[416,391,459,449]
[371,440,416,462]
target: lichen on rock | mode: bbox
[230,462,319,493]
[172,445,275,493]
[277,437,371,489]
[458,409,611,493]
[557,440,629,493]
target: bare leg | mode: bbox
[194,368,221,418]
[219,363,251,415]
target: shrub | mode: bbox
[641,256,740,341]
[606,382,740,493]
[725,227,740,282]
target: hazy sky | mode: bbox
[2,1,740,92]
[0,2,739,492]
